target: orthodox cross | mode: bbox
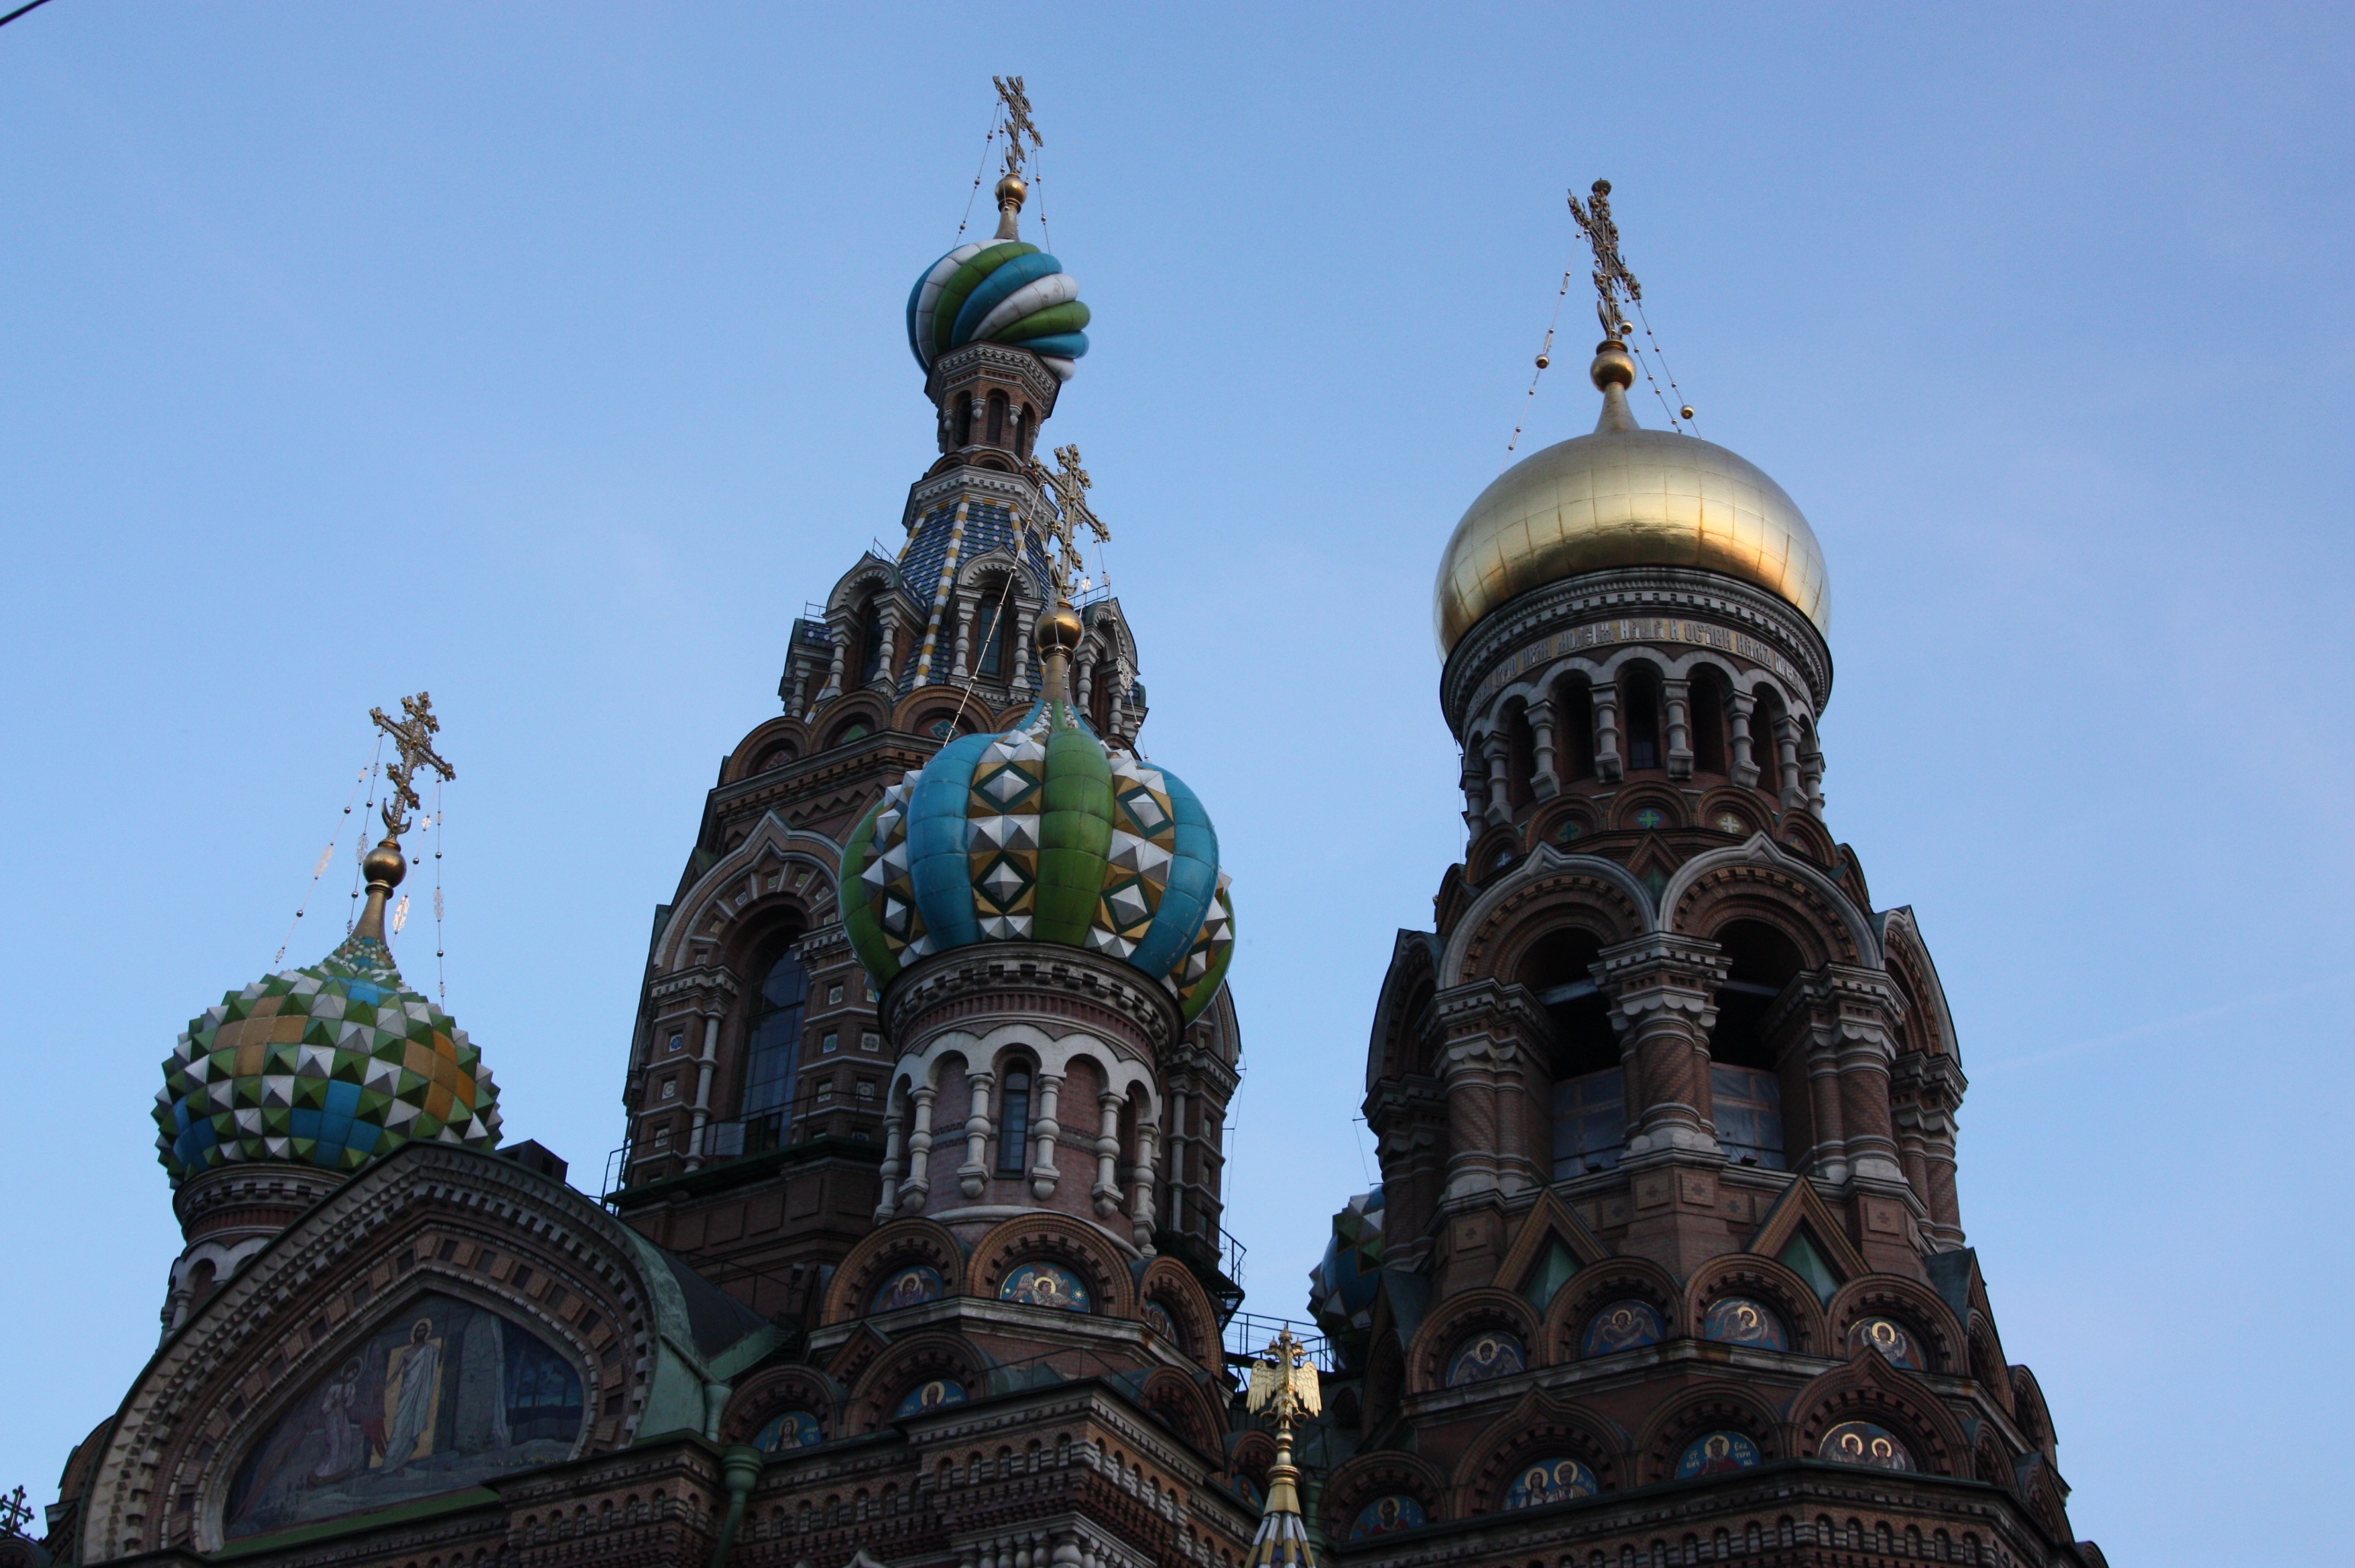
[0,1486,33,1540]
[1031,443,1109,602]
[1566,178,1642,341]
[1245,1328,1322,1435]
[368,691,455,840]
[994,75,1041,182]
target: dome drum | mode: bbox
[882,939,1184,1062]
[1439,564,1833,738]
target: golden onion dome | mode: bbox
[1434,365,1831,654]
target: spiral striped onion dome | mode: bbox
[906,239,1091,381]
[153,920,501,1184]
[841,696,1234,1023]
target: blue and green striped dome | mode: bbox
[842,699,1233,1022]
[906,240,1091,381]
[154,931,501,1184]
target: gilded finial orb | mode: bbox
[361,840,407,890]
[995,172,1028,210]
[1034,599,1083,655]
[1534,353,1550,370]
[1681,404,1695,420]
[1590,342,1637,390]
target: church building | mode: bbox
[17,96,2103,1568]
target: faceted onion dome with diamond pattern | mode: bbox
[906,239,1091,381]
[841,699,1234,1023]
[153,930,501,1184]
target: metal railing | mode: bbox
[602,1079,883,1202]
[1222,1312,1333,1371]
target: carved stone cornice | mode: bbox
[1441,564,1835,735]
[171,1162,341,1243]
[1892,1048,1971,1110]
[647,963,742,1015]
[885,942,1179,1056]
[1430,978,1551,1067]
[1594,932,1730,1029]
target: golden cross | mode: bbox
[1566,178,1643,342]
[368,692,455,840]
[1030,443,1109,602]
[994,75,1041,182]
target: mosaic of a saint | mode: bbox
[1846,1316,1919,1368]
[1701,1296,1788,1351]
[755,1410,822,1453]
[1349,1493,1429,1537]
[870,1264,947,1314]
[1444,1329,1525,1386]
[1580,1300,1665,1357]
[892,1378,968,1419]
[1820,1421,1913,1471]
[222,1293,584,1541]
[1674,1430,1762,1479]
[999,1261,1092,1312]
[1504,1458,1598,1509]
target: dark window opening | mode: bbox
[953,393,974,447]
[998,1068,1033,1174]
[1711,1065,1785,1169]
[741,946,811,1148]
[1753,696,1785,795]
[1710,920,1801,1074]
[1558,679,1596,781]
[856,598,886,683]
[1692,676,1728,774]
[1519,928,1617,1076]
[1018,403,1036,455]
[1089,658,1113,733]
[986,390,1009,446]
[1624,667,1663,771]
[975,595,1012,678]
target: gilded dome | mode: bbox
[841,696,1235,1023]
[1432,410,1831,654]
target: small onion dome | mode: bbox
[153,927,501,1184]
[905,239,1091,381]
[841,700,1234,1023]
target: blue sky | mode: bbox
[2,5,2348,1560]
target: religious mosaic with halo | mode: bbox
[154,931,500,1181]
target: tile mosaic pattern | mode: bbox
[843,699,1232,1021]
[153,933,500,1183]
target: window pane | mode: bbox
[742,949,809,1121]
[998,1072,1031,1174]
[1710,1064,1785,1168]
[1552,1069,1626,1178]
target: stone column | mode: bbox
[1014,606,1038,694]
[1596,935,1730,1161]
[1129,1117,1159,1252]
[951,593,976,679]
[819,615,849,702]
[1460,749,1490,837]
[1774,715,1807,811]
[1728,690,1760,788]
[1823,966,1907,1186]
[1894,1052,1968,1248]
[1076,650,1097,717]
[959,1071,994,1199]
[874,1095,907,1223]
[1593,682,1625,782]
[1030,1072,1064,1199]
[1665,680,1694,779]
[685,1014,721,1168]
[873,607,901,692]
[1528,698,1560,799]
[898,1082,937,1209]
[1482,731,1513,826]
[1092,1090,1125,1216]
[1802,741,1828,818]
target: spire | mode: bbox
[1023,442,1108,710]
[991,74,1040,242]
[349,692,452,946]
[1243,1330,1322,1568]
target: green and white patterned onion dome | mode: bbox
[842,698,1234,1023]
[906,239,1091,381]
[154,929,500,1184]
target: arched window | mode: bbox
[1088,656,1113,733]
[1504,701,1537,808]
[986,390,1009,447]
[1519,928,1623,1177]
[998,1066,1033,1174]
[975,593,1014,679]
[1691,673,1728,775]
[741,946,811,1148]
[953,393,975,447]
[856,597,887,683]
[1017,403,1036,457]
[1623,665,1664,771]
[1557,676,1596,781]
[1709,921,1800,1168]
